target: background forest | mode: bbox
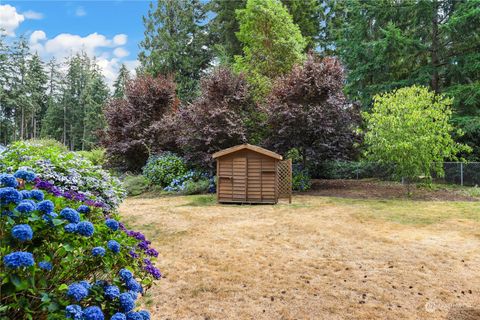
[0,0,479,162]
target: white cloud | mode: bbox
[0,4,25,36]
[75,6,86,17]
[28,30,136,89]
[23,10,43,20]
[113,34,127,46]
[113,47,129,58]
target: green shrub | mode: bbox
[0,140,125,209]
[0,169,160,319]
[123,175,150,196]
[143,152,187,187]
[76,148,106,166]
[293,170,312,191]
[181,179,210,195]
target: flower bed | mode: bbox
[0,140,126,210]
[0,169,160,319]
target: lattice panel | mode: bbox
[277,159,292,203]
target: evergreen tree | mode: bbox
[139,0,212,102]
[234,0,306,99]
[321,0,480,158]
[113,64,130,98]
[25,53,48,139]
[281,0,321,51]
[207,0,246,63]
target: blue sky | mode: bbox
[0,1,152,86]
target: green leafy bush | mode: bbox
[0,140,126,209]
[181,179,210,195]
[123,175,150,196]
[143,153,187,187]
[76,148,106,166]
[0,169,160,319]
[292,169,312,191]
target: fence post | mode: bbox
[460,162,464,186]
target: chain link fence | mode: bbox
[310,161,480,187]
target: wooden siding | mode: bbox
[216,149,278,203]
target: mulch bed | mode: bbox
[303,179,479,201]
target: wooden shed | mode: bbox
[213,144,292,204]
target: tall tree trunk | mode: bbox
[20,106,24,140]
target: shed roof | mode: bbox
[212,144,283,160]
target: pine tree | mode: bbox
[281,0,321,51]
[113,64,130,98]
[25,53,48,139]
[139,0,212,102]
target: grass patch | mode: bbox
[328,197,480,225]
[183,194,216,207]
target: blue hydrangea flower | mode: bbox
[11,224,33,241]
[105,219,119,231]
[111,313,127,320]
[126,312,143,320]
[119,293,135,312]
[65,304,83,320]
[119,269,133,281]
[67,283,89,302]
[15,200,36,213]
[14,169,36,182]
[107,240,120,253]
[127,290,138,301]
[76,221,94,237]
[83,306,104,320]
[79,281,91,291]
[20,190,31,199]
[64,223,78,233]
[30,189,44,201]
[92,246,106,257]
[3,251,35,268]
[104,285,120,300]
[125,278,142,293]
[38,261,53,271]
[95,280,108,288]
[37,200,54,213]
[138,310,150,320]
[0,187,21,205]
[2,210,14,217]
[0,174,18,188]
[77,205,90,214]
[60,208,80,223]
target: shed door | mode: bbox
[232,155,247,201]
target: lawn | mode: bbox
[120,193,480,320]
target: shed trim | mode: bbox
[212,143,282,160]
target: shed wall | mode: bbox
[217,149,278,203]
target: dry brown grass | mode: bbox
[120,194,480,320]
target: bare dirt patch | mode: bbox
[120,194,480,320]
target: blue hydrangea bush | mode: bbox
[0,140,126,210]
[142,152,187,187]
[0,170,160,319]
